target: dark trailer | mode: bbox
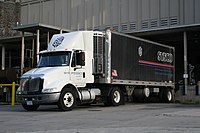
[108,31,175,102]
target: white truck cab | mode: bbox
[17,31,103,111]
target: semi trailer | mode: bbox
[16,29,175,111]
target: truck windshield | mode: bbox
[37,51,71,67]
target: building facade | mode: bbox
[20,0,200,32]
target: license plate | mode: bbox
[26,101,33,105]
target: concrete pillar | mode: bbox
[183,31,188,95]
[21,32,25,75]
[36,29,40,63]
[32,34,34,67]
[1,45,5,70]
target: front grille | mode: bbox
[20,77,43,94]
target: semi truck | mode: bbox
[16,29,175,111]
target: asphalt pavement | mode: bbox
[0,103,200,133]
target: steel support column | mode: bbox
[47,31,50,46]
[183,31,188,95]
[32,33,35,67]
[36,29,40,63]
[1,45,5,70]
[21,32,25,76]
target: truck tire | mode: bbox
[58,87,76,111]
[132,88,150,102]
[163,89,173,103]
[22,104,40,111]
[108,87,122,106]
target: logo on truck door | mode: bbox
[52,36,64,48]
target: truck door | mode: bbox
[70,51,86,87]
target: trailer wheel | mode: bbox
[58,87,76,111]
[109,87,122,106]
[22,104,40,111]
[132,88,150,102]
[163,89,173,103]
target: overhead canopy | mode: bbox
[131,23,200,36]
[13,23,70,34]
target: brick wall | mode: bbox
[0,0,20,37]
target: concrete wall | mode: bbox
[20,0,200,32]
[0,0,20,37]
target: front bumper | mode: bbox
[16,92,60,105]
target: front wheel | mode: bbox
[22,104,40,111]
[58,87,76,111]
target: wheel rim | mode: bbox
[113,90,120,103]
[63,92,74,107]
[167,91,172,101]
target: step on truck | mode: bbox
[16,29,175,111]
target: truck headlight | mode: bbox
[42,87,58,93]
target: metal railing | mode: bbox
[0,82,19,106]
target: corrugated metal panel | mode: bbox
[104,0,111,26]
[141,0,149,21]
[20,0,200,33]
[128,0,138,23]
[184,0,195,24]
[120,0,128,24]
[42,0,54,25]
[55,0,62,27]
[111,0,119,25]
[160,0,169,18]
[195,0,200,23]
[150,0,158,20]
[21,4,28,24]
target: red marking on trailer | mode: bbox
[139,60,174,68]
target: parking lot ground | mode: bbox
[0,103,200,133]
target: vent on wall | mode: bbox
[130,22,136,31]
[112,25,119,31]
[142,21,149,29]
[170,17,178,26]
[160,18,168,27]
[121,24,128,31]
[150,20,158,28]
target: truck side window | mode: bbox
[71,53,76,67]
[76,52,82,66]
[71,51,85,67]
